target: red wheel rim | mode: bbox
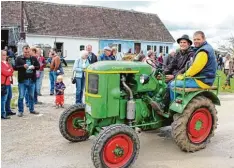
[66,111,87,137]
[187,108,213,143]
[102,134,134,168]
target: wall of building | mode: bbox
[26,35,99,60]
[100,39,174,57]
[141,42,174,56]
[99,39,134,53]
[26,35,174,60]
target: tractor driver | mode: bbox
[164,34,194,82]
[169,31,217,100]
[162,34,194,111]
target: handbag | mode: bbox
[71,71,76,84]
[71,59,81,84]
[1,76,8,96]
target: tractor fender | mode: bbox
[169,91,221,114]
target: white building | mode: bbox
[1,1,175,60]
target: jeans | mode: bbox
[75,77,85,104]
[49,71,57,94]
[37,71,44,94]
[1,85,12,117]
[18,79,36,113]
[25,85,38,105]
[5,85,13,113]
[170,78,199,101]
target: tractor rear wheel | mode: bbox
[91,124,140,168]
[171,96,218,152]
[59,104,89,142]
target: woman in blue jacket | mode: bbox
[73,50,90,104]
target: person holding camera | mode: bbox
[14,46,40,117]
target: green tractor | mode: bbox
[59,60,220,168]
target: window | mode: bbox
[159,46,163,53]
[88,74,99,94]
[147,45,151,51]
[80,45,85,51]
[154,46,157,52]
[118,44,121,52]
[166,46,169,54]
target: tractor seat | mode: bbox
[174,86,217,92]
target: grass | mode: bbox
[215,70,234,93]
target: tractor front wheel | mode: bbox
[91,124,140,168]
[59,104,89,142]
[171,96,218,152]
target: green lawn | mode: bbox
[215,70,234,93]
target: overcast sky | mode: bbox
[40,0,234,49]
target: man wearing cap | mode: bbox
[170,31,217,100]
[164,34,194,82]
[98,46,116,61]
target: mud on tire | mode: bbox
[59,104,89,142]
[171,96,218,152]
[91,124,140,168]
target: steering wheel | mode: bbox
[146,58,166,79]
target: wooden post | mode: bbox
[20,1,25,40]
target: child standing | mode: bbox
[55,75,66,108]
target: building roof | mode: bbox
[1,1,175,43]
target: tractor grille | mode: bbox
[88,74,99,94]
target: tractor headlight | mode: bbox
[140,74,150,85]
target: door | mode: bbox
[134,43,141,54]
[55,42,63,57]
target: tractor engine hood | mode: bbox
[86,61,153,74]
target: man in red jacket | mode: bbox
[1,50,14,119]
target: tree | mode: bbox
[217,35,234,56]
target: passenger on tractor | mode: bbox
[170,31,217,100]
[162,34,194,110]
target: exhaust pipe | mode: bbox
[121,75,135,125]
[121,75,133,100]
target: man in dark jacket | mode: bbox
[14,45,40,117]
[162,35,194,111]
[164,35,194,82]
[86,45,97,64]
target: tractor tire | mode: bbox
[171,96,218,152]
[59,104,89,142]
[91,124,140,168]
